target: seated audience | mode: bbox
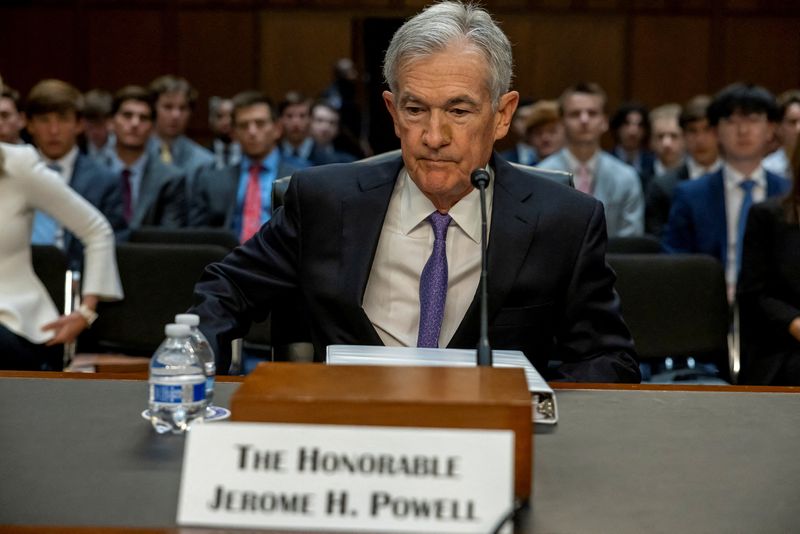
[277,91,324,167]
[649,103,685,181]
[499,100,536,165]
[189,91,304,240]
[147,75,214,190]
[538,82,645,237]
[208,96,241,170]
[0,73,123,371]
[107,85,187,229]
[610,101,655,180]
[82,89,115,164]
[522,99,564,164]
[0,84,26,145]
[762,89,800,179]
[738,139,800,385]
[663,83,790,302]
[25,79,127,269]
[309,99,358,164]
[646,95,721,237]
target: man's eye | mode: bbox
[405,106,423,115]
[451,108,469,117]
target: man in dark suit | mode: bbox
[106,85,187,230]
[646,95,722,237]
[189,91,302,240]
[25,79,127,269]
[190,1,640,383]
[663,83,790,302]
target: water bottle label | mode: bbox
[205,376,215,394]
[151,382,206,405]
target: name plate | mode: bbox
[177,422,514,533]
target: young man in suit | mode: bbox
[189,91,303,241]
[763,90,800,179]
[663,83,790,302]
[537,83,645,237]
[0,84,26,145]
[147,75,214,191]
[190,1,640,383]
[25,79,127,269]
[107,85,187,230]
[309,99,358,164]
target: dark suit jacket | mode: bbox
[737,197,800,385]
[188,159,301,229]
[190,153,640,382]
[130,156,187,229]
[63,154,128,269]
[662,168,790,262]
[645,163,689,238]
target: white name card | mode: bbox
[177,422,514,533]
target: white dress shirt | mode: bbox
[36,146,79,248]
[687,156,722,179]
[563,148,599,193]
[723,163,766,300]
[362,167,493,348]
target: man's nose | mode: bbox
[422,112,450,148]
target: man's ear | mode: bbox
[493,90,520,141]
[383,90,401,138]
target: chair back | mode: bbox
[81,242,230,356]
[607,253,729,364]
[607,235,663,254]
[31,245,70,313]
[130,226,239,250]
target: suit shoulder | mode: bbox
[599,152,639,184]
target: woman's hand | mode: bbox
[789,317,800,343]
[41,312,90,346]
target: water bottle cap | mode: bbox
[165,323,191,337]
[174,313,200,326]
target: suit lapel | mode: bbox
[132,156,160,227]
[339,157,403,341]
[708,169,728,264]
[449,156,540,347]
[222,166,240,228]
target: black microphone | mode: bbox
[470,169,492,367]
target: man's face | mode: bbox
[280,103,311,146]
[618,111,645,151]
[27,110,83,160]
[210,100,233,138]
[233,103,282,161]
[683,118,718,166]
[561,93,607,147]
[0,96,25,143]
[85,118,110,149]
[383,43,518,210]
[527,121,564,160]
[650,116,685,168]
[715,110,775,165]
[310,105,339,146]
[112,100,153,151]
[155,90,190,139]
[778,102,800,152]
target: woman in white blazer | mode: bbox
[0,123,123,369]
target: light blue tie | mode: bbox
[417,212,452,348]
[31,163,62,246]
[736,179,755,275]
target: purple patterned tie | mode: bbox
[417,211,452,348]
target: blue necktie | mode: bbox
[736,179,755,275]
[31,163,62,246]
[417,212,452,348]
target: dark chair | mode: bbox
[79,242,230,356]
[607,235,663,254]
[130,226,239,251]
[607,253,731,382]
[31,245,71,314]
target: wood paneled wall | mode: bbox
[2,0,800,142]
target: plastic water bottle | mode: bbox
[148,323,206,434]
[175,313,216,414]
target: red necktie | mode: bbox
[240,164,262,242]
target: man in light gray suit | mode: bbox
[537,82,644,237]
[107,85,187,230]
[147,75,214,193]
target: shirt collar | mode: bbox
[109,150,147,175]
[39,146,79,179]
[563,148,599,175]
[397,165,493,245]
[723,161,766,189]
[242,147,279,172]
[687,156,722,179]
